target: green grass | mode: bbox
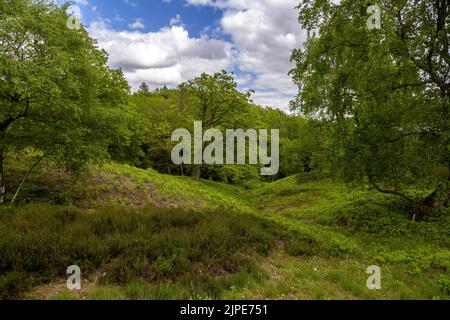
[2,158,450,300]
[5,157,254,213]
[243,174,450,300]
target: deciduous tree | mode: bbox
[0,0,130,204]
[290,0,449,212]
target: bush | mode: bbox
[207,165,261,184]
[0,272,31,300]
[438,276,450,294]
[0,204,283,299]
[285,238,316,256]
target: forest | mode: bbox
[0,0,449,300]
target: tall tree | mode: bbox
[130,89,190,173]
[0,0,130,204]
[179,71,252,178]
[290,0,449,212]
[138,82,150,95]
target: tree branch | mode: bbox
[10,155,45,205]
[370,180,419,205]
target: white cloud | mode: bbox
[185,0,306,110]
[251,91,294,110]
[86,0,305,111]
[123,0,138,7]
[169,14,183,27]
[128,18,145,29]
[88,22,233,90]
[74,0,89,6]
[185,0,214,5]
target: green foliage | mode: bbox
[1,166,449,300]
[0,0,449,302]
[290,0,450,204]
[285,236,317,256]
[438,276,450,295]
[0,272,31,300]
[3,157,258,212]
[0,0,133,203]
[125,88,188,170]
[205,165,261,184]
[246,174,450,299]
[260,110,328,178]
[179,71,252,129]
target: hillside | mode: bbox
[6,158,254,213]
[1,162,449,300]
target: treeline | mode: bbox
[109,76,324,184]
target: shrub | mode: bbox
[0,272,31,300]
[438,276,450,294]
[0,204,283,299]
[285,236,318,256]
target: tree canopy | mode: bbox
[290,0,449,209]
[0,0,131,203]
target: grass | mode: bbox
[244,173,450,300]
[1,158,450,300]
[5,156,254,213]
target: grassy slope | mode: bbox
[7,160,254,213]
[240,175,450,299]
[2,160,450,299]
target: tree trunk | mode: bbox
[167,160,171,175]
[446,161,450,206]
[193,165,201,179]
[0,151,5,205]
[10,156,44,205]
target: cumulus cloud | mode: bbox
[88,21,234,90]
[184,0,305,110]
[87,0,305,110]
[128,18,145,29]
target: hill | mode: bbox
[1,161,449,299]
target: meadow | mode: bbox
[1,159,449,300]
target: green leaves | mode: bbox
[0,0,131,202]
[290,0,450,204]
[179,71,251,129]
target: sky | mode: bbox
[68,0,307,111]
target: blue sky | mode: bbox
[79,0,224,37]
[69,0,306,110]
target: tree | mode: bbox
[258,107,326,178]
[138,82,150,95]
[126,87,193,175]
[0,0,130,204]
[178,71,252,178]
[290,0,449,213]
